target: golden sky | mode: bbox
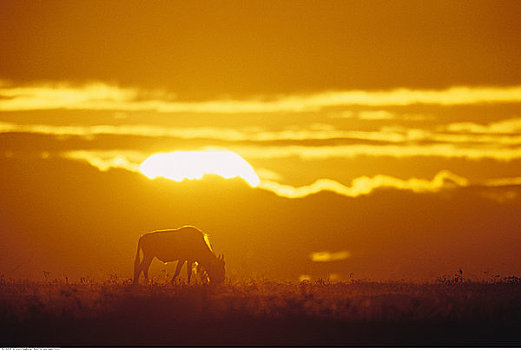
[1,1,521,281]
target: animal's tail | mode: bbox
[133,237,143,284]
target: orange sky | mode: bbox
[1,1,521,281]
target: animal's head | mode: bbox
[208,254,225,284]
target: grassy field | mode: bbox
[1,275,521,346]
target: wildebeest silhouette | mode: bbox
[133,225,225,285]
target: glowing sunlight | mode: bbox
[139,150,260,187]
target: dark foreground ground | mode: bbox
[1,276,521,346]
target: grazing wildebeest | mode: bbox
[133,225,225,285]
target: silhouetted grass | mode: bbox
[1,275,521,346]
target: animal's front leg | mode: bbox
[186,260,193,284]
[171,260,185,284]
[141,256,153,283]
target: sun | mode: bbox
[139,150,260,187]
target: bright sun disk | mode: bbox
[139,150,260,187]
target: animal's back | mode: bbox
[140,226,209,262]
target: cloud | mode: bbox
[310,251,351,262]
[62,149,471,198]
[444,118,521,134]
[358,110,395,120]
[2,81,521,114]
[479,190,519,204]
[237,143,521,162]
[0,121,412,145]
[330,110,433,121]
[40,150,521,200]
[258,170,469,198]
[3,119,521,162]
[64,150,147,173]
[0,121,247,140]
[3,118,521,146]
[254,168,283,181]
[483,177,521,187]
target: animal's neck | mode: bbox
[197,247,217,269]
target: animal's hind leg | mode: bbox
[133,251,145,284]
[171,260,185,284]
[186,260,193,284]
[141,255,153,283]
